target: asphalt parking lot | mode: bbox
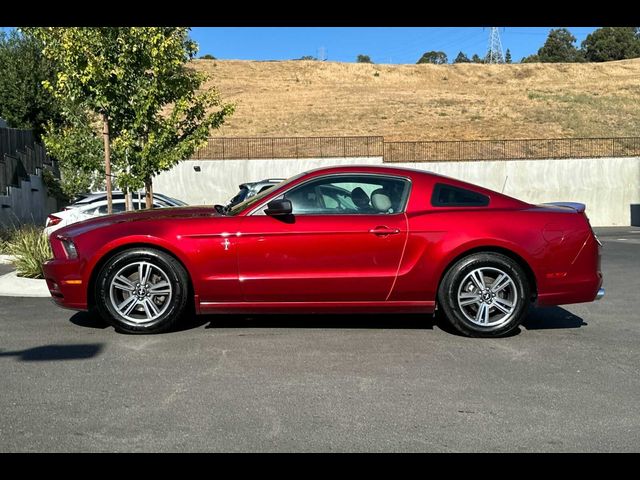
[1,227,639,452]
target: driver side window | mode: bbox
[282,175,410,215]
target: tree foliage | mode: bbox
[417,51,448,65]
[42,102,105,198]
[522,27,640,64]
[471,54,484,64]
[536,28,583,63]
[581,27,640,62]
[505,49,512,64]
[24,27,235,204]
[199,54,216,60]
[453,51,470,63]
[0,30,63,139]
[356,54,372,63]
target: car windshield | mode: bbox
[227,187,251,208]
[226,173,305,216]
[158,195,188,206]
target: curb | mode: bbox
[0,254,14,265]
[0,270,50,297]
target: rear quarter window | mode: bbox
[431,183,489,207]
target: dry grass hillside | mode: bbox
[194,58,640,141]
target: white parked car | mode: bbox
[45,191,187,237]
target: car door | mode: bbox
[236,174,411,302]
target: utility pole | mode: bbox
[125,149,133,211]
[485,27,505,64]
[102,113,113,215]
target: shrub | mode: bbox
[4,226,52,278]
[0,228,13,254]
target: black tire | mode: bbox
[94,248,189,334]
[437,252,530,337]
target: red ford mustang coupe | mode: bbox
[43,165,604,337]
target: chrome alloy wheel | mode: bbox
[108,261,173,324]
[456,267,518,328]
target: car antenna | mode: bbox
[501,175,508,193]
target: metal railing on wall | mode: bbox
[190,135,640,162]
[0,128,56,194]
[190,136,385,160]
[384,137,640,162]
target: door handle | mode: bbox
[369,226,400,236]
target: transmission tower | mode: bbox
[485,27,505,64]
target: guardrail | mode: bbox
[190,135,640,162]
[190,136,385,160]
[384,137,640,162]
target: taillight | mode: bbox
[47,214,62,226]
[585,214,602,246]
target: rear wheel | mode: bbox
[438,252,530,337]
[94,248,189,334]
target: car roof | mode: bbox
[299,164,437,178]
[298,164,493,186]
[72,191,183,205]
[240,178,285,187]
[291,165,528,206]
[76,198,166,210]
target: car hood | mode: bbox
[54,205,219,238]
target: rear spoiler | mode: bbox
[543,202,586,213]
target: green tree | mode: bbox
[581,27,640,62]
[0,30,63,139]
[471,54,484,64]
[505,49,512,63]
[199,54,216,59]
[453,51,470,63]
[42,102,105,198]
[521,54,540,63]
[25,27,234,211]
[356,54,372,63]
[537,28,583,62]
[417,51,448,64]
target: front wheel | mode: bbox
[94,248,189,334]
[437,252,530,337]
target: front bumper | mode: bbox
[42,258,88,310]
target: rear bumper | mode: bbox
[42,258,88,311]
[536,273,603,306]
[537,232,603,307]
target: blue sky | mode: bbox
[189,27,599,64]
[0,27,599,64]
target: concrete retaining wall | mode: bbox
[153,156,384,206]
[0,173,59,228]
[394,157,640,227]
[153,156,640,227]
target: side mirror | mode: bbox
[264,199,292,216]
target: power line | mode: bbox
[376,28,478,58]
[376,28,487,63]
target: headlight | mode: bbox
[57,236,78,259]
